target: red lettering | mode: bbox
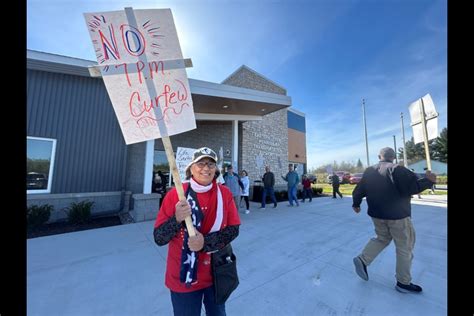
[129,91,144,117]
[115,63,131,87]
[128,81,190,120]
[169,92,177,104]
[136,61,145,84]
[175,79,188,101]
[148,61,165,79]
[98,25,120,61]
[162,85,171,108]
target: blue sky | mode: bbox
[27,0,447,169]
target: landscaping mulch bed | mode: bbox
[27,215,126,239]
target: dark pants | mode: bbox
[170,286,226,316]
[332,185,343,198]
[240,196,249,209]
[301,188,312,202]
[261,187,277,207]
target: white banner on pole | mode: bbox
[84,9,196,144]
[411,119,438,144]
[408,93,439,144]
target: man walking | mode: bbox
[282,164,300,207]
[261,166,278,209]
[351,147,436,293]
[331,172,343,198]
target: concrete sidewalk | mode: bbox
[27,196,447,316]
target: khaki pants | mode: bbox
[359,217,416,284]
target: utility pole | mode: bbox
[393,135,398,164]
[401,112,408,167]
[362,99,370,167]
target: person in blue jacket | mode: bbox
[282,164,299,207]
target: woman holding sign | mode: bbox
[153,147,241,315]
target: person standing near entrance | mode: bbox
[331,172,343,198]
[153,147,240,315]
[282,164,299,207]
[351,147,436,293]
[223,165,243,211]
[260,166,278,209]
[239,170,250,214]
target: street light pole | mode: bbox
[401,112,408,167]
[362,99,370,167]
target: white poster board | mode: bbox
[84,9,196,144]
[176,147,195,182]
[408,94,439,144]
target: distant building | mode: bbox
[407,160,447,175]
[27,50,307,222]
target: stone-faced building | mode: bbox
[27,50,307,222]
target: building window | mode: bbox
[27,137,57,194]
[154,150,170,185]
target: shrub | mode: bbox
[65,200,94,225]
[437,176,447,185]
[27,204,53,228]
[312,187,323,195]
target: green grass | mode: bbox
[313,184,447,196]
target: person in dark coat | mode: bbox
[351,147,436,294]
[260,166,278,209]
[331,172,343,198]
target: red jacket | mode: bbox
[154,182,241,292]
[302,179,312,189]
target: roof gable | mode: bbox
[222,65,286,95]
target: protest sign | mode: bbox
[84,8,196,145]
[85,7,196,235]
[176,147,195,182]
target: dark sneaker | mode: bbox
[396,282,422,293]
[353,256,368,281]
[273,204,277,208]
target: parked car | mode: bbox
[349,173,363,184]
[303,174,317,184]
[327,171,351,184]
[27,172,48,190]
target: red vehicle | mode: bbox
[349,173,363,184]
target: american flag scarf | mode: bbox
[180,179,223,287]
